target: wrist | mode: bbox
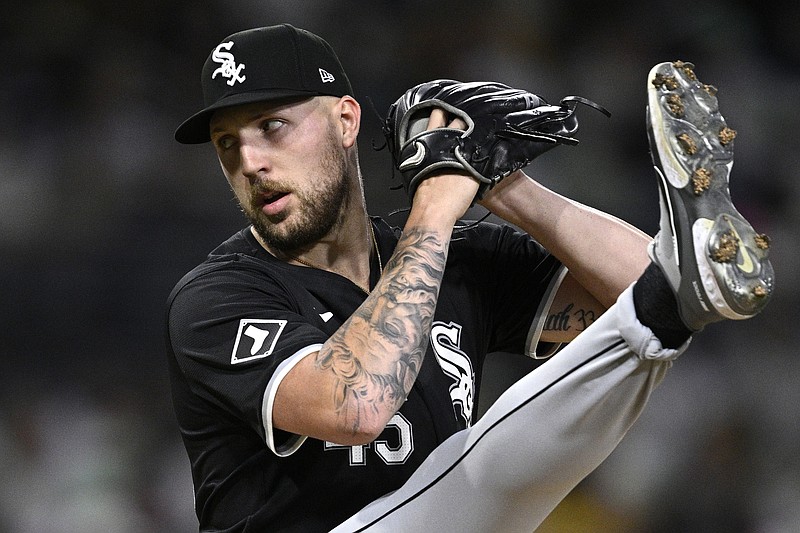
[404,201,461,234]
[480,171,548,224]
[409,172,480,228]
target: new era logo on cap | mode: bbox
[319,68,335,83]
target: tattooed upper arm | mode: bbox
[540,272,606,344]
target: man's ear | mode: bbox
[337,95,361,149]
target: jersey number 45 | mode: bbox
[324,413,413,466]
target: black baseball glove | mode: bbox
[383,79,609,203]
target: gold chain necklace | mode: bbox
[289,222,382,294]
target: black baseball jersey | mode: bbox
[166,217,564,532]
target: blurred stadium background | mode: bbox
[2,1,798,531]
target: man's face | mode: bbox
[210,97,353,253]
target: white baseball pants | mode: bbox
[332,285,687,532]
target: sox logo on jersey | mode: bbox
[325,321,474,467]
[431,321,475,426]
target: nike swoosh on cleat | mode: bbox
[399,141,426,170]
[725,218,755,274]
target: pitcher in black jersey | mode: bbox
[166,25,772,533]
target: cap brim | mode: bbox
[174,89,320,144]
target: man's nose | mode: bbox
[240,143,270,179]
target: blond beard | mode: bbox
[245,126,355,254]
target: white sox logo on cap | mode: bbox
[175,25,354,144]
[211,41,246,86]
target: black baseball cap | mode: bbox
[174,24,353,144]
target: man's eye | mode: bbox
[262,119,284,133]
[216,136,236,150]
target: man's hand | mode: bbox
[410,108,479,224]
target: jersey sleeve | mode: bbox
[468,223,566,358]
[166,257,327,456]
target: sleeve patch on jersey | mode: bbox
[231,319,287,364]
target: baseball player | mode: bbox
[165,25,773,532]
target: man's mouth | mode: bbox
[254,189,291,217]
[261,190,288,205]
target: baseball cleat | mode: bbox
[646,60,774,331]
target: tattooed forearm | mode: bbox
[315,228,448,435]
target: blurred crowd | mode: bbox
[2,1,798,531]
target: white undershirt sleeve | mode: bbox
[261,343,323,456]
